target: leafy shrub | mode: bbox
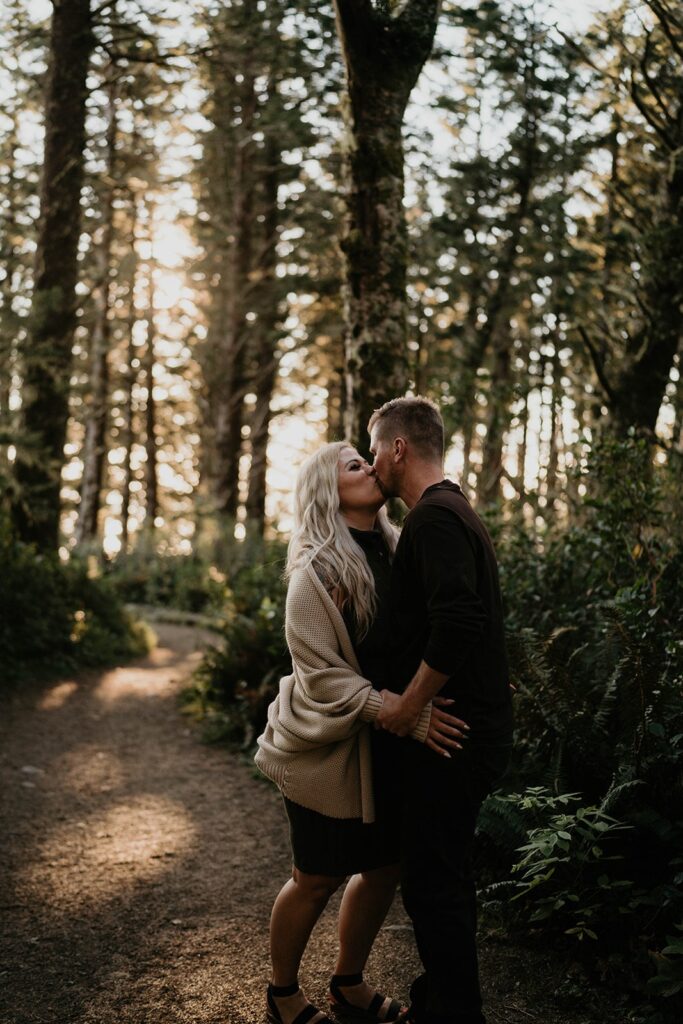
[183,549,289,746]
[480,789,636,942]
[477,438,683,1015]
[0,520,150,686]
[477,786,683,1014]
[104,548,229,614]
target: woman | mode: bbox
[255,442,467,1024]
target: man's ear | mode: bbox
[393,437,407,462]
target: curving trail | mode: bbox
[0,625,611,1024]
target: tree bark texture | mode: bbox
[245,136,280,536]
[333,0,441,447]
[13,0,93,549]
[75,78,118,548]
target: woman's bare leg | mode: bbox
[333,863,402,1011]
[269,867,345,1024]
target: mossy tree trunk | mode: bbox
[12,0,93,550]
[333,0,441,447]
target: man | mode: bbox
[370,396,513,1024]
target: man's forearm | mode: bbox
[401,660,450,715]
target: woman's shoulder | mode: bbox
[287,562,328,603]
[287,561,343,616]
[289,559,337,592]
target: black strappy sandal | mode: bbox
[328,973,407,1023]
[267,981,335,1024]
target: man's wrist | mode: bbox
[401,691,424,719]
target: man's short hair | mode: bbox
[368,396,444,461]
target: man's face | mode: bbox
[369,426,399,498]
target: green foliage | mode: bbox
[494,438,682,801]
[480,789,635,942]
[104,548,229,614]
[649,925,683,999]
[0,518,150,687]
[183,550,289,747]
[477,438,683,1014]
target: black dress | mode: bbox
[283,527,404,876]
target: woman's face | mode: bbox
[337,446,384,516]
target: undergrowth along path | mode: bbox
[0,624,620,1024]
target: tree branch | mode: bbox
[578,325,617,404]
[647,1,683,60]
[556,29,624,89]
[629,73,675,150]
[638,30,676,128]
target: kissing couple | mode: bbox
[255,396,513,1024]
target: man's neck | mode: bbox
[400,466,445,510]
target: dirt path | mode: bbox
[0,625,621,1024]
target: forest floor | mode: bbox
[0,624,635,1024]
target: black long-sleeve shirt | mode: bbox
[390,480,513,746]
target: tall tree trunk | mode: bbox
[0,108,20,480]
[479,342,513,505]
[671,348,682,449]
[120,381,134,551]
[120,334,135,555]
[327,356,346,442]
[414,320,428,395]
[75,77,118,548]
[517,382,529,501]
[12,0,93,549]
[545,353,562,504]
[333,0,441,448]
[120,198,139,554]
[461,414,474,496]
[478,106,536,505]
[143,229,157,532]
[602,112,621,297]
[213,71,257,519]
[245,136,280,537]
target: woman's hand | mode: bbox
[376,689,420,735]
[425,697,470,758]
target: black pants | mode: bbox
[400,743,511,1024]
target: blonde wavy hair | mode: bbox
[286,441,399,638]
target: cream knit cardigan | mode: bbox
[254,562,431,823]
